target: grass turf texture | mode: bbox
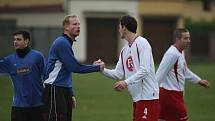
[0,63,214,121]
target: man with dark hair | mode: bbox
[0,30,46,121]
[97,15,160,121]
[120,15,137,33]
[43,15,104,121]
[156,28,210,121]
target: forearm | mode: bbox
[186,68,201,84]
[74,64,100,73]
[103,68,123,80]
[124,66,148,85]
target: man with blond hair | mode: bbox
[43,15,104,121]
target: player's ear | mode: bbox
[64,25,69,31]
[175,37,180,42]
[24,38,30,46]
[122,25,127,31]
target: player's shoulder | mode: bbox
[30,49,45,57]
[165,46,181,57]
[53,35,71,48]
[31,49,42,54]
[5,53,17,59]
[136,36,148,44]
[49,36,68,53]
[135,36,152,50]
[54,36,66,44]
[1,54,12,61]
[136,36,151,45]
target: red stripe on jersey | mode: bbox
[174,59,179,83]
[121,49,125,78]
[136,43,140,63]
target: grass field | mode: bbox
[0,63,214,121]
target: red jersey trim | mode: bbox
[174,59,180,84]
[121,49,125,79]
[136,43,140,63]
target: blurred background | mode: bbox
[0,0,215,121]
[0,0,214,64]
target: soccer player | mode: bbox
[98,15,159,121]
[42,15,104,121]
[0,30,46,121]
[156,28,210,121]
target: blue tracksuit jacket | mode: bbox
[0,50,46,107]
[44,34,100,88]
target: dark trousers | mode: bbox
[11,106,44,121]
[43,85,72,121]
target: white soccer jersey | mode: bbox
[103,36,159,102]
[156,45,201,91]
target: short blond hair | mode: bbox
[62,15,77,28]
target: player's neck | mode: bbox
[16,46,30,58]
[174,44,183,53]
[126,33,138,45]
[64,32,75,42]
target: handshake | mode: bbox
[93,59,105,72]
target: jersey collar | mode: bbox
[62,33,75,46]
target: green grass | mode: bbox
[0,63,215,121]
[0,76,13,121]
[185,63,215,121]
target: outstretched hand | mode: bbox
[198,80,210,88]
